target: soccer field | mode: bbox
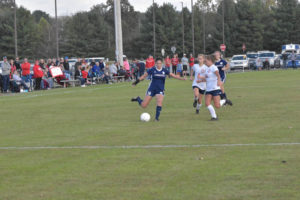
[0,70,300,200]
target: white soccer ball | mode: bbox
[140,113,151,122]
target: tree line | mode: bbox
[0,0,299,60]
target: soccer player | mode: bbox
[214,51,233,106]
[198,55,222,121]
[190,54,207,114]
[131,58,186,121]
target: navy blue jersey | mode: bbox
[215,59,227,79]
[147,67,170,91]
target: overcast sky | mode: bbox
[17,0,194,16]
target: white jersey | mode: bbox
[205,65,220,92]
[192,64,207,90]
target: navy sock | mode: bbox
[220,93,227,100]
[223,93,227,99]
[137,97,143,105]
[156,106,162,120]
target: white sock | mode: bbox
[196,104,202,110]
[220,99,226,106]
[207,105,217,118]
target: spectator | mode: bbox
[14,57,21,74]
[46,59,52,68]
[63,56,71,79]
[74,65,86,87]
[33,60,44,90]
[21,58,32,89]
[137,59,145,78]
[123,57,130,74]
[39,59,46,70]
[164,55,171,71]
[189,54,195,75]
[291,51,296,69]
[90,59,96,67]
[10,59,16,79]
[181,54,189,78]
[1,56,11,93]
[103,65,112,84]
[81,66,90,86]
[146,55,155,69]
[171,54,179,74]
[92,62,101,77]
[99,59,105,71]
[177,58,183,76]
[109,61,118,77]
[12,70,29,91]
[131,59,139,80]
[45,67,54,89]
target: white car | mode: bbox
[230,55,248,70]
[256,51,276,69]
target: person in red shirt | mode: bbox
[164,55,171,72]
[10,59,16,79]
[171,54,179,74]
[189,54,195,76]
[81,66,91,87]
[33,60,44,90]
[146,55,155,69]
[21,58,32,89]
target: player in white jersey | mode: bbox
[190,54,207,114]
[197,55,222,120]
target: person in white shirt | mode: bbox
[181,54,189,78]
[190,54,207,114]
[198,54,222,120]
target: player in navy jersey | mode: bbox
[131,58,186,121]
[214,51,233,106]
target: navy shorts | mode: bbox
[193,86,205,95]
[146,88,164,97]
[221,76,226,83]
[206,89,222,97]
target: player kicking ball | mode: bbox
[131,58,186,121]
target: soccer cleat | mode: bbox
[226,99,233,106]
[193,100,197,108]
[131,96,139,102]
[196,109,199,114]
[211,117,218,121]
[155,119,160,122]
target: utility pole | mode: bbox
[153,0,156,57]
[55,0,59,59]
[182,2,185,54]
[114,0,124,67]
[191,0,195,56]
[203,6,206,54]
[14,0,18,58]
[222,0,225,57]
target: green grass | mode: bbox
[0,70,300,199]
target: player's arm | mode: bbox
[169,73,186,80]
[190,68,194,81]
[132,72,148,86]
[222,62,230,71]
[196,74,206,83]
[215,71,222,86]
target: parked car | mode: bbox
[85,57,105,66]
[256,51,276,70]
[246,52,258,70]
[274,54,283,68]
[230,55,248,70]
[287,54,300,68]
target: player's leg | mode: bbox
[196,91,204,114]
[131,94,152,108]
[155,94,164,121]
[193,87,200,108]
[220,77,233,106]
[206,93,217,120]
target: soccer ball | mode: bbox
[140,113,151,122]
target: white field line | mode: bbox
[1,143,300,150]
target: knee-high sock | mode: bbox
[137,97,143,105]
[156,106,162,120]
[196,103,202,110]
[207,105,217,118]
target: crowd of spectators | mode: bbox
[0,54,196,94]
